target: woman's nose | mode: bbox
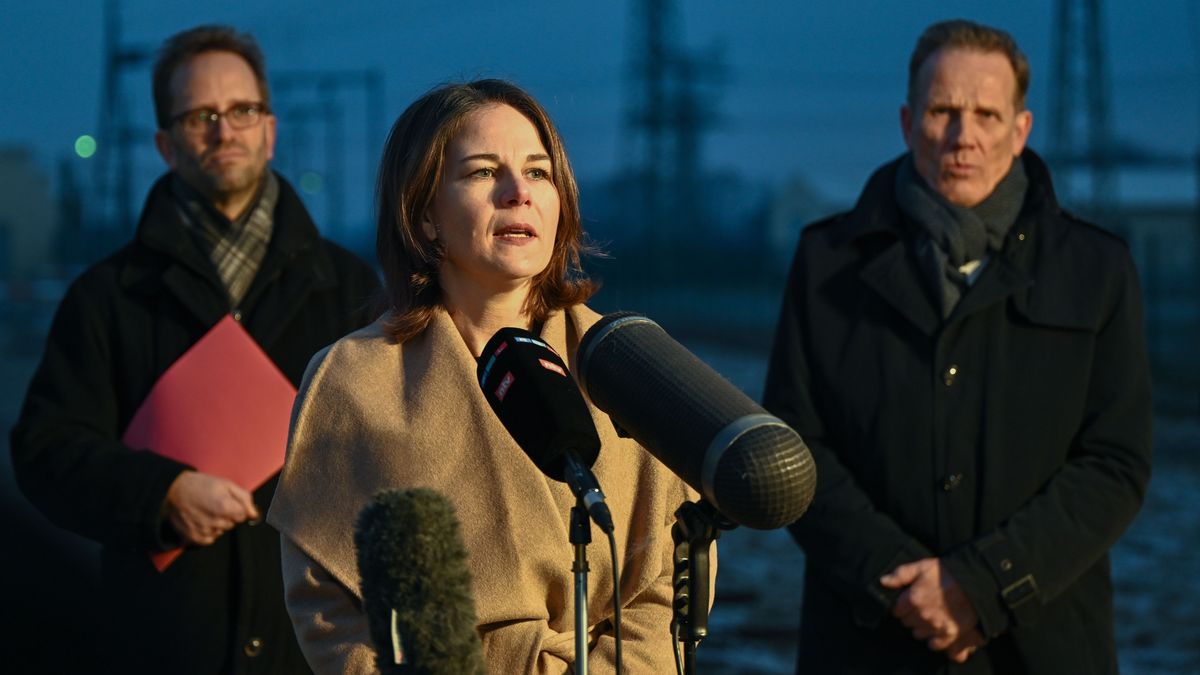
[502,174,533,206]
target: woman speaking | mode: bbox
[268,79,702,674]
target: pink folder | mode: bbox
[122,315,297,571]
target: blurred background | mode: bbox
[1,1,1197,672]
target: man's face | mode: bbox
[901,48,1032,207]
[154,50,276,214]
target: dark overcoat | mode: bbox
[10,173,380,674]
[763,151,1152,674]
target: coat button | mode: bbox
[943,365,959,386]
[941,473,963,491]
[244,637,263,657]
[232,309,243,322]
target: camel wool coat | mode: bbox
[268,304,707,674]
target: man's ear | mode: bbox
[154,129,175,168]
[1012,109,1033,156]
[264,114,277,161]
[900,104,913,149]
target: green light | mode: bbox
[299,171,323,194]
[74,135,97,159]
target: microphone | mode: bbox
[477,327,614,533]
[354,488,487,675]
[577,312,816,530]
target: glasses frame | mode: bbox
[170,102,271,135]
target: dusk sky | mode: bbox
[2,1,1197,230]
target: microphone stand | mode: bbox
[570,501,591,675]
[671,500,731,675]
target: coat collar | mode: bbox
[119,171,339,346]
[837,150,1060,336]
[834,150,1061,245]
[269,304,594,594]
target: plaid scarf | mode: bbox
[170,172,278,307]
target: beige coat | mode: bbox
[268,305,705,674]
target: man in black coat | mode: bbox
[764,20,1152,674]
[10,26,379,674]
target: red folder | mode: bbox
[122,315,297,571]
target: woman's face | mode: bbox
[424,103,560,303]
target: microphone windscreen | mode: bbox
[477,327,600,478]
[354,488,486,675]
[578,312,816,529]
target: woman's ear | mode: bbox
[421,213,438,242]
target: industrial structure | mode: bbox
[621,0,726,283]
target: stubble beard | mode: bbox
[171,129,268,212]
[205,160,264,200]
[189,148,267,210]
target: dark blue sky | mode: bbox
[2,0,1197,226]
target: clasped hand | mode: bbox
[880,557,985,663]
[164,471,260,546]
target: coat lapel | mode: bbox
[948,158,1048,324]
[122,173,338,348]
[858,238,942,337]
[834,157,941,336]
[157,265,231,327]
[120,175,231,328]
[238,259,322,351]
[949,252,1034,323]
[841,153,1054,334]
[237,178,338,350]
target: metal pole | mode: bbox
[570,503,591,675]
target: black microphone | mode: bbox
[477,327,614,533]
[354,488,487,675]
[577,312,816,530]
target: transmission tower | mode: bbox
[633,0,669,222]
[1047,0,1116,216]
[624,0,725,278]
[94,0,152,236]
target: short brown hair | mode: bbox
[907,19,1030,109]
[375,79,596,343]
[152,25,270,129]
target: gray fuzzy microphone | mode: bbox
[354,488,487,675]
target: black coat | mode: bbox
[11,173,380,675]
[763,152,1152,675]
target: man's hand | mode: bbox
[163,471,260,546]
[880,557,985,663]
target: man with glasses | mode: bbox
[11,25,378,674]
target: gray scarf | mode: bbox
[170,173,278,308]
[894,154,1028,318]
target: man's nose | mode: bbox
[948,113,978,147]
[210,114,238,142]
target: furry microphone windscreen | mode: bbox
[354,488,487,675]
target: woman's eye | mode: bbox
[472,167,495,178]
[527,168,550,180]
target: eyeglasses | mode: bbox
[171,102,270,135]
